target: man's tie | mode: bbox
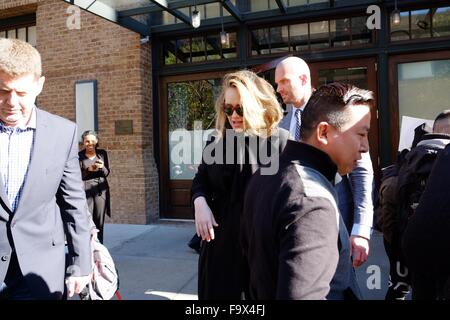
[294,108,301,141]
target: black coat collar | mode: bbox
[281,140,338,183]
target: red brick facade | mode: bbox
[0,0,159,224]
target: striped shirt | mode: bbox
[0,108,36,212]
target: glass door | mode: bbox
[389,51,450,160]
[310,58,380,183]
[160,72,227,219]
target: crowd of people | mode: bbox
[0,37,448,300]
[191,56,450,300]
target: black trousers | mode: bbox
[411,271,450,300]
[86,192,107,243]
[383,238,411,300]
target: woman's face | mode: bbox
[83,134,98,152]
[223,87,244,131]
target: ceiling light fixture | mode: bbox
[220,2,229,46]
[391,0,401,26]
[192,0,201,29]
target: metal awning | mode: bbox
[64,0,390,37]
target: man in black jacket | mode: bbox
[242,83,372,299]
[401,110,450,300]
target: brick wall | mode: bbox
[31,0,159,223]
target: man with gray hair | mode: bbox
[0,38,92,299]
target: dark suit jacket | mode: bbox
[0,108,92,299]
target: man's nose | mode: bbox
[360,136,369,153]
[6,91,19,105]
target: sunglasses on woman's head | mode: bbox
[223,104,244,117]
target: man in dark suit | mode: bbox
[242,83,372,299]
[0,38,92,299]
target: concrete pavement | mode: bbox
[103,222,393,300]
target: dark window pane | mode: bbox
[352,16,372,45]
[391,11,410,41]
[191,37,206,63]
[330,18,350,47]
[251,28,271,55]
[163,40,177,65]
[309,20,329,49]
[290,23,309,51]
[205,34,221,61]
[433,7,450,38]
[318,67,368,89]
[223,32,237,59]
[270,26,289,54]
[178,38,191,63]
[411,9,431,39]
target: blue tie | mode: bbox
[294,108,301,141]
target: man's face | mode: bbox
[275,65,306,107]
[0,72,44,127]
[325,105,371,175]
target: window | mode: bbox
[0,25,36,46]
[397,59,450,146]
[75,80,98,140]
[163,32,238,65]
[167,79,220,180]
[390,5,450,42]
[250,15,374,56]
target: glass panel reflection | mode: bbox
[270,26,289,54]
[309,20,329,49]
[398,60,450,129]
[433,7,450,38]
[317,67,368,90]
[411,9,432,39]
[168,79,220,180]
[390,11,410,41]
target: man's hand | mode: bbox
[350,235,370,268]
[65,275,92,298]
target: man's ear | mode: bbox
[35,76,45,96]
[300,74,307,86]
[316,121,330,146]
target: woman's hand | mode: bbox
[194,197,219,242]
[95,159,104,169]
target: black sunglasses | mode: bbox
[223,104,244,117]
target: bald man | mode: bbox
[275,56,375,298]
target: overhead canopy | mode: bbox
[64,0,382,37]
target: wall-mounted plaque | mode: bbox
[115,120,133,135]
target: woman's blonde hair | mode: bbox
[215,70,283,138]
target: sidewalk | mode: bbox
[103,222,198,300]
[103,222,392,300]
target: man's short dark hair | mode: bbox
[300,83,374,140]
[433,109,450,133]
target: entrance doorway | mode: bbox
[310,58,380,182]
[159,72,227,219]
[255,57,380,182]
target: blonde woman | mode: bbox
[191,70,289,299]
